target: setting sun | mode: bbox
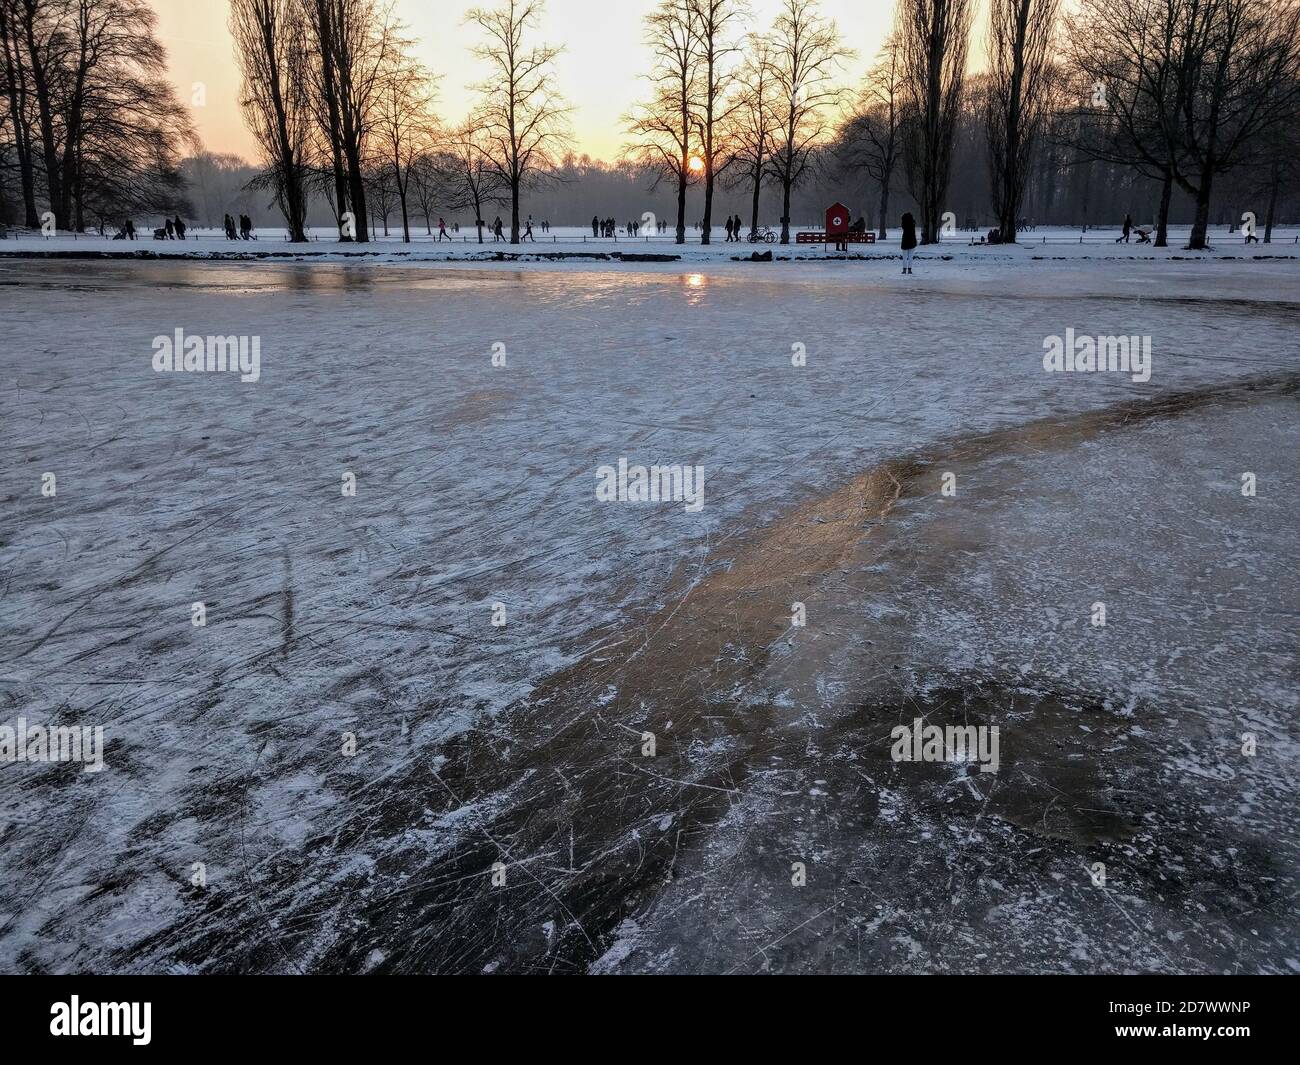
[688,156,705,173]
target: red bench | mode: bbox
[796,231,877,244]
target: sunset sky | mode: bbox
[152,0,911,163]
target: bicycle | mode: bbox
[747,226,777,244]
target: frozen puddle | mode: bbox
[0,259,1297,973]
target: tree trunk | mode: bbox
[0,8,39,228]
[1263,162,1279,244]
[343,133,368,242]
[675,168,686,244]
[780,176,793,244]
[264,25,306,243]
[702,164,714,245]
[314,0,351,240]
[338,77,369,243]
[1154,170,1172,248]
[510,176,520,244]
[21,9,63,227]
[1187,172,1213,250]
[749,162,761,235]
[877,178,890,240]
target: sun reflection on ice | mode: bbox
[681,273,707,305]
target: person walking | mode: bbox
[164,218,175,239]
[1116,213,1132,243]
[493,216,504,242]
[174,216,187,241]
[523,217,535,241]
[438,217,451,242]
[901,211,917,274]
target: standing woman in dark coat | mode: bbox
[901,212,917,274]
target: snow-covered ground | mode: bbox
[0,251,1297,973]
[4,222,1299,264]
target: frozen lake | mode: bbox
[1,256,1297,972]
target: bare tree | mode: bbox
[302,0,351,237]
[372,48,436,243]
[626,0,701,244]
[722,34,778,237]
[985,0,1058,242]
[303,0,401,243]
[899,0,975,243]
[466,0,571,244]
[13,0,64,223]
[1070,0,1300,250]
[766,0,850,244]
[363,155,396,237]
[408,151,438,234]
[1167,0,1300,248]
[10,0,193,231]
[1252,99,1300,241]
[1066,0,1188,246]
[0,0,39,226]
[687,0,743,244]
[440,118,506,243]
[231,0,311,241]
[838,33,903,238]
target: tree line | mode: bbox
[223,0,574,245]
[0,0,195,233]
[629,0,1300,249]
[2,0,1298,247]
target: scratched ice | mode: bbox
[0,256,1296,972]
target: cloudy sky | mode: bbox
[153,0,907,162]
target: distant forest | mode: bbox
[4,0,1299,245]
[179,134,1299,238]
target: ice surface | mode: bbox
[0,252,1296,972]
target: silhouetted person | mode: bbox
[901,212,917,274]
[438,217,451,242]
[164,218,174,239]
[125,219,136,240]
[174,216,186,241]
[1116,214,1132,243]
[224,214,237,240]
[240,214,253,240]
[493,216,504,242]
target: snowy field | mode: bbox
[4,222,1299,264]
[1,250,1298,973]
